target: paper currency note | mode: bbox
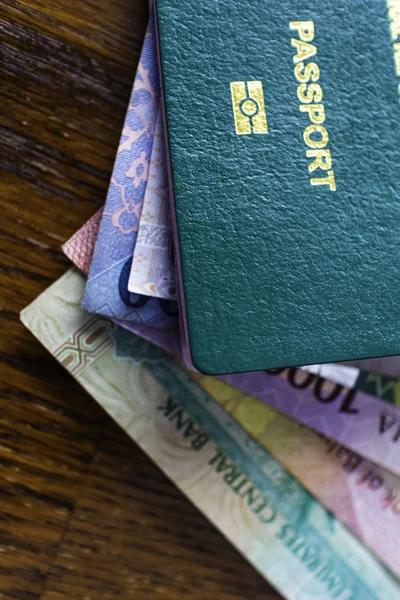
[81,15,179,331]
[301,363,361,389]
[303,362,400,393]
[63,209,103,275]
[190,370,400,579]
[343,358,400,380]
[128,111,176,300]
[222,368,400,477]
[21,268,400,600]
[304,365,400,406]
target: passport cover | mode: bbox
[155,0,400,375]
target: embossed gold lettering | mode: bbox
[387,0,400,97]
[391,18,400,41]
[306,149,332,172]
[310,171,337,191]
[303,124,329,149]
[394,42,400,74]
[300,104,326,124]
[297,83,323,104]
[290,21,336,190]
[294,62,320,83]
[289,21,315,42]
[389,6,400,40]
[291,39,317,63]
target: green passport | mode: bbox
[155,0,400,375]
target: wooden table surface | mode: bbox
[0,1,281,598]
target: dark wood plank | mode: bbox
[41,425,274,600]
[0,0,281,597]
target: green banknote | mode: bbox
[21,269,400,600]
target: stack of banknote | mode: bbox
[20,13,400,600]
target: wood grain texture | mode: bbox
[0,1,281,598]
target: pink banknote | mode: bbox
[63,209,103,275]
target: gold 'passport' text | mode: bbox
[289,21,337,191]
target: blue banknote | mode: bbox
[82,15,178,330]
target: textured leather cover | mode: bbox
[155,0,400,375]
